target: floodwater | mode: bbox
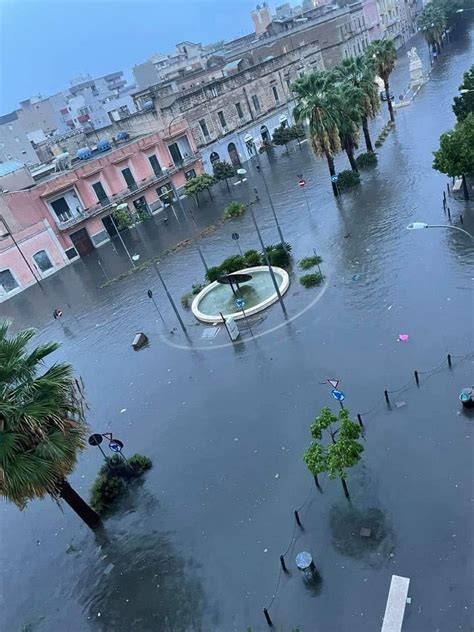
[1,27,473,632]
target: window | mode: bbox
[157,184,175,203]
[121,167,137,191]
[50,197,72,222]
[0,269,18,293]
[272,86,279,103]
[217,111,226,128]
[168,142,183,166]
[235,102,244,119]
[251,95,261,113]
[199,119,210,138]
[92,181,109,206]
[33,250,53,272]
[185,169,196,180]
[148,154,162,176]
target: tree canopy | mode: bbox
[433,113,474,178]
[212,160,236,182]
[453,65,474,122]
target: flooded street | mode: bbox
[2,28,473,632]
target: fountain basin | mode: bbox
[191,266,290,323]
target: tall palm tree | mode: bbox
[367,39,397,123]
[334,84,363,172]
[292,70,342,196]
[418,5,446,54]
[0,322,101,530]
[334,55,380,152]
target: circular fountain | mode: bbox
[191,266,290,323]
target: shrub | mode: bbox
[266,243,291,268]
[90,475,125,514]
[243,249,262,267]
[181,292,193,308]
[112,206,133,230]
[220,255,246,274]
[356,151,378,168]
[299,255,322,270]
[191,283,204,295]
[375,139,382,148]
[205,266,222,283]
[224,201,246,218]
[128,453,153,473]
[337,170,361,191]
[300,272,324,288]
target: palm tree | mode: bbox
[0,322,101,530]
[418,4,446,55]
[334,84,363,172]
[367,39,397,123]
[292,70,342,196]
[334,55,380,152]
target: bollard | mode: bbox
[443,191,446,202]
[447,207,451,221]
[443,198,446,211]
[280,555,289,573]
[314,474,322,491]
[357,413,364,428]
[447,183,450,196]
[414,370,420,386]
[384,390,390,405]
[263,608,273,627]
[447,353,452,369]
[460,215,463,224]
[294,509,302,528]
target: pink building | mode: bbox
[362,0,383,41]
[0,123,201,302]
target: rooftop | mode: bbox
[0,160,25,177]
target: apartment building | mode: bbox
[0,124,201,301]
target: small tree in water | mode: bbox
[303,407,364,499]
[212,160,236,192]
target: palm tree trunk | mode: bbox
[225,178,230,193]
[362,116,373,152]
[346,146,358,173]
[384,79,395,123]
[341,478,350,500]
[325,151,339,197]
[462,174,469,200]
[60,479,102,530]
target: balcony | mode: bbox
[56,170,171,230]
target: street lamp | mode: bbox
[407,222,474,240]
[0,214,43,287]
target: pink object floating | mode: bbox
[398,334,409,342]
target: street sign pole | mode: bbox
[232,232,243,257]
[235,298,253,337]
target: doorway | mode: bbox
[260,125,270,142]
[69,228,94,257]
[133,197,151,218]
[121,167,137,191]
[102,215,118,237]
[92,181,109,207]
[227,142,241,167]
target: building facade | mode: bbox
[0,124,201,301]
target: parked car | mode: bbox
[380,89,395,102]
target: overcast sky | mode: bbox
[0,0,277,114]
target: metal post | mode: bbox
[98,260,109,281]
[294,509,302,528]
[254,148,287,252]
[447,353,452,369]
[236,240,243,257]
[384,390,390,405]
[279,555,289,573]
[414,370,420,386]
[357,414,364,428]
[109,213,136,268]
[248,205,286,315]
[220,311,233,342]
[0,214,43,286]
[151,260,187,334]
[168,178,209,272]
[263,608,273,627]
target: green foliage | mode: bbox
[299,255,322,270]
[303,407,364,488]
[300,272,323,288]
[366,39,397,84]
[272,124,294,148]
[112,206,133,230]
[184,174,216,200]
[90,453,152,515]
[220,255,246,273]
[0,322,88,508]
[374,139,382,148]
[205,266,222,283]
[418,3,446,49]
[181,292,193,308]
[243,249,262,267]
[265,243,291,268]
[337,169,361,190]
[433,113,474,177]
[192,283,204,295]
[213,160,237,181]
[224,201,246,218]
[453,65,474,122]
[356,151,378,168]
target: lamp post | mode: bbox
[110,207,137,268]
[249,138,288,253]
[407,222,474,240]
[0,214,43,287]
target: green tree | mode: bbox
[433,113,474,199]
[334,55,380,152]
[453,65,474,122]
[272,124,294,152]
[334,84,364,172]
[0,322,101,529]
[366,39,397,123]
[212,160,237,192]
[292,70,342,196]
[184,174,216,206]
[303,407,364,499]
[418,3,446,54]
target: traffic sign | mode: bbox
[231,232,240,241]
[298,179,306,187]
[327,379,339,389]
[331,175,339,183]
[109,439,124,453]
[102,432,113,441]
[88,433,103,446]
[235,298,246,309]
[331,389,345,402]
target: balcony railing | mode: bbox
[56,165,196,231]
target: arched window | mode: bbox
[210,151,220,164]
[0,269,19,293]
[33,250,53,272]
[227,142,241,166]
